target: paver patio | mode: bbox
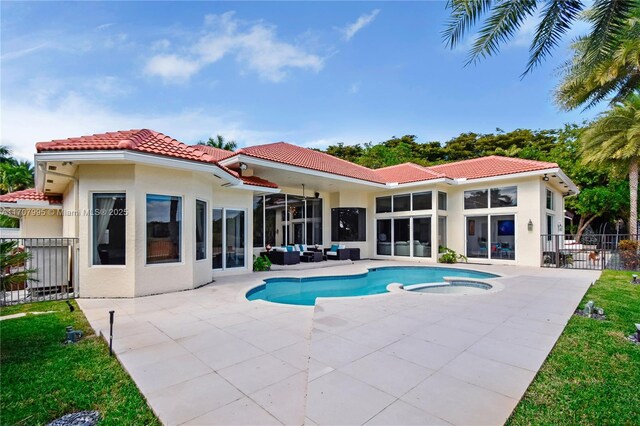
[78,261,599,425]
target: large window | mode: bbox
[212,208,246,269]
[490,186,517,207]
[306,198,323,245]
[195,200,207,261]
[438,216,447,249]
[226,210,245,268]
[412,192,432,210]
[464,190,489,209]
[413,217,432,257]
[92,193,126,265]
[377,219,392,255]
[146,194,181,264]
[253,196,264,247]
[331,208,366,241]
[264,194,285,246]
[466,214,516,260]
[466,187,518,209]
[255,194,322,247]
[377,192,433,213]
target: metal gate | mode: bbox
[541,234,639,270]
[1,238,79,306]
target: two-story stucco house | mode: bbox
[0,129,578,297]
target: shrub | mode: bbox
[618,239,639,270]
[253,255,272,272]
[438,247,467,264]
[0,240,36,292]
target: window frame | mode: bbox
[490,186,518,208]
[438,192,447,211]
[464,189,489,209]
[91,191,127,267]
[331,207,367,242]
[546,188,554,210]
[145,193,183,266]
[195,199,207,261]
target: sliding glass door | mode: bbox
[212,208,246,270]
[466,215,516,260]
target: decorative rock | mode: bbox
[574,308,606,321]
[47,411,100,426]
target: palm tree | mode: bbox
[0,145,15,164]
[0,160,34,194]
[580,93,640,237]
[556,8,640,110]
[443,0,637,76]
[198,135,238,151]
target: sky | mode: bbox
[1,1,604,161]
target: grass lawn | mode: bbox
[508,270,640,425]
[0,300,159,426]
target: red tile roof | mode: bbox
[236,142,387,184]
[34,130,561,186]
[375,163,444,184]
[35,129,279,189]
[191,144,236,162]
[429,156,557,180]
[36,129,220,164]
[0,188,62,205]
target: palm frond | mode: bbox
[583,0,636,63]
[524,0,585,75]
[442,0,493,48]
[467,0,538,65]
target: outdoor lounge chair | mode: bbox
[266,248,300,265]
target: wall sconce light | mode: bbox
[528,219,533,231]
[239,162,248,171]
[314,192,320,199]
[542,174,549,182]
[557,222,563,232]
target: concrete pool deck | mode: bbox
[78,261,600,425]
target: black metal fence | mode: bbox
[1,238,79,306]
[541,234,640,271]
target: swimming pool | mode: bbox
[246,266,498,306]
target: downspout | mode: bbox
[38,162,81,296]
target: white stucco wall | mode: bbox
[20,213,63,238]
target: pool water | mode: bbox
[246,266,498,306]
[408,281,492,294]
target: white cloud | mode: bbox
[1,89,279,161]
[144,54,201,83]
[151,39,171,51]
[145,12,324,83]
[348,82,360,94]
[95,23,114,31]
[341,9,380,41]
[1,43,51,61]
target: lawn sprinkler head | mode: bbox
[632,274,639,284]
[64,326,83,344]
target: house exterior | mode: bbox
[0,129,578,298]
